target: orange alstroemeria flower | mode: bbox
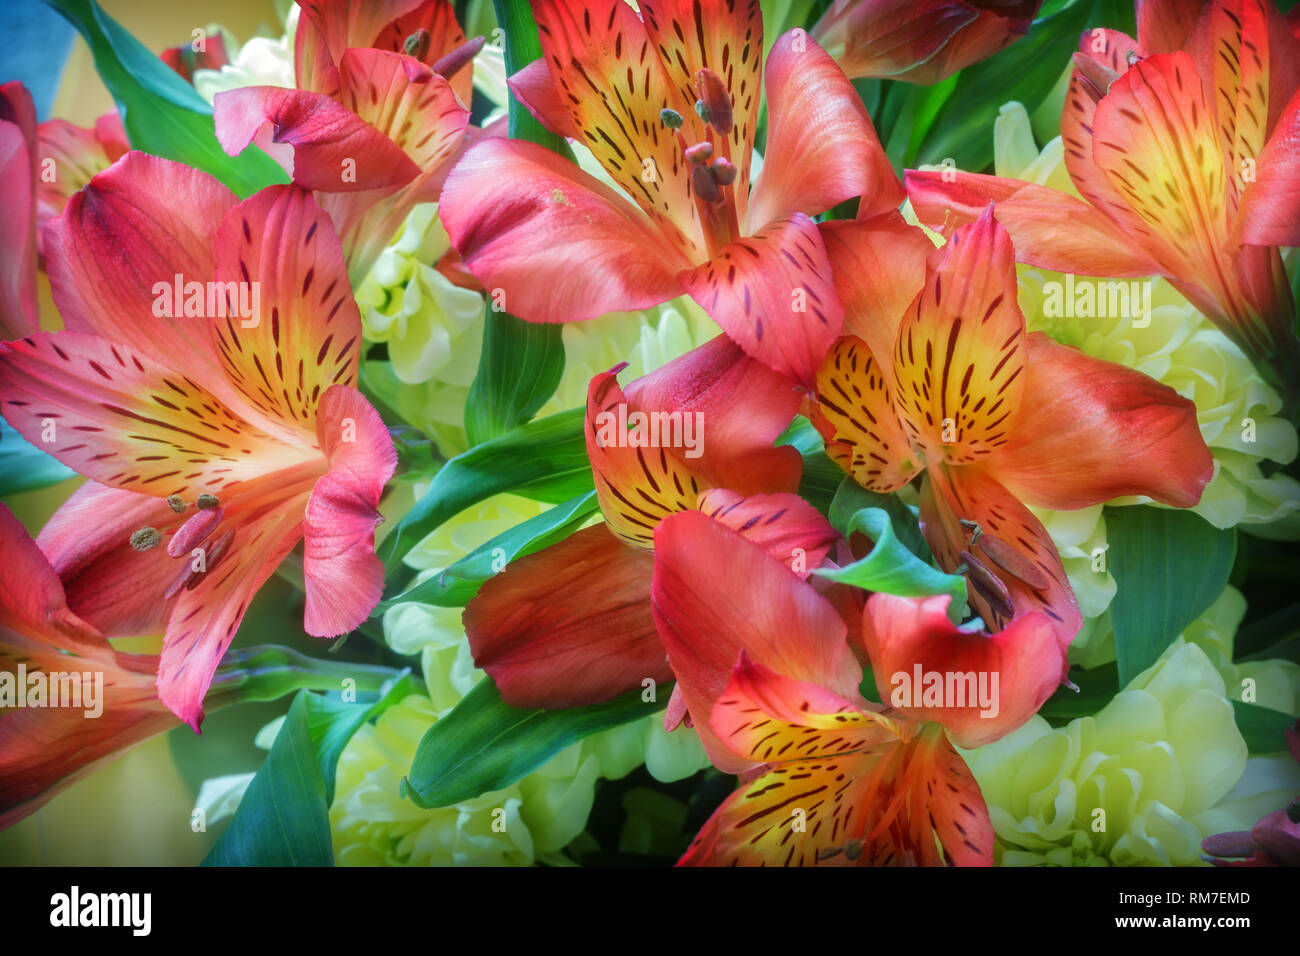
[811,207,1213,649]
[464,335,841,709]
[652,509,996,866]
[907,0,1300,393]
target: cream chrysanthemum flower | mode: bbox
[960,640,1300,866]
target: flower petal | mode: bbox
[506,59,583,140]
[37,482,184,639]
[42,152,237,382]
[371,0,475,108]
[532,0,704,255]
[988,332,1213,510]
[214,85,420,191]
[695,489,839,579]
[0,83,37,340]
[1238,85,1300,246]
[585,336,801,547]
[210,184,363,440]
[336,48,468,190]
[440,137,692,323]
[748,30,902,229]
[464,525,668,708]
[819,213,932,361]
[680,212,843,387]
[650,509,862,770]
[33,114,128,233]
[158,504,304,730]
[861,592,1065,747]
[891,208,1027,466]
[920,464,1081,647]
[0,331,302,497]
[904,168,1163,276]
[814,334,921,493]
[294,0,427,91]
[302,385,397,637]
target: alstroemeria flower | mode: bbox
[213,0,478,281]
[811,0,1041,83]
[0,80,127,340]
[0,503,179,829]
[0,152,397,730]
[812,208,1212,646]
[439,0,902,386]
[652,509,994,866]
[465,335,839,708]
[906,0,1300,387]
[160,28,232,84]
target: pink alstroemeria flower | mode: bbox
[907,0,1300,391]
[439,0,903,387]
[0,81,126,339]
[0,152,396,731]
[812,0,1041,83]
[213,0,479,280]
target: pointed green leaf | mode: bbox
[403,677,658,808]
[1107,505,1237,686]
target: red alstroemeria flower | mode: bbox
[906,0,1300,388]
[812,208,1213,647]
[0,503,179,829]
[0,80,128,340]
[812,0,1041,83]
[439,0,902,387]
[652,509,995,866]
[0,152,396,731]
[213,0,478,280]
[465,335,839,709]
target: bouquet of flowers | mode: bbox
[1,0,1298,872]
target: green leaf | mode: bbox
[461,2,577,444]
[0,420,76,496]
[1107,506,1237,687]
[827,476,931,562]
[377,490,599,612]
[916,0,1093,171]
[1232,701,1297,754]
[377,406,591,581]
[1038,663,1119,725]
[46,0,288,197]
[816,481,967,614]
[203,675,412,866]
[465,310,566,445]
[777,419,852,517]
[404,677,658,808]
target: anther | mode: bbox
[691,164,720,202]
[130,527,162,551]
[957,549,1014,621]
[711,157,737,186]
[404,28,432,61]
[166,494,187,513]
[660,108,684,129]
[196,493,220,510]
[684,141,713,165]
[694,68,733,135]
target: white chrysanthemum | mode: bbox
[191,7,298,103]
[961,640,1300,866]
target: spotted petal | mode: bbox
[679,213,843,387]
[891,208,1026,466]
